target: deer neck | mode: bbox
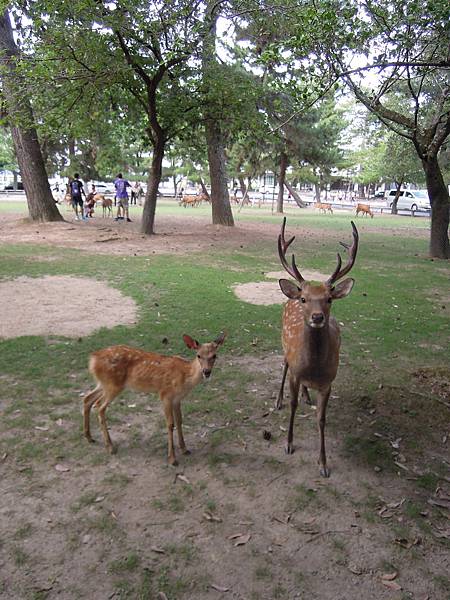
[302,321,331,365]
[188,358,204,386]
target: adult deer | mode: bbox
[356,203,374,218]
[83,333,226,465]
[276,218,359,477]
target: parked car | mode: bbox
[93,182,114,195]
[370,190,386,200]
[4,182,24,191]
[386,189,430,211]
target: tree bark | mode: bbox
[422,156,449,259]
[0,11,62,222]
[284,181,307,207]
[276,151,288,213]
[142,133,164,235]
[390,180,403,215]
[203,3,234,226]
[205,120,234,225]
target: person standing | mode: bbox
[70,173,86,220]
[114,173,132,222]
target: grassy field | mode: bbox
[0,203,449,599]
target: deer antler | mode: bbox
[327,221,359,285]
[278,217,305,284]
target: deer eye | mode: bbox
[301,297,306,303]
[212,354,217,360]
[327,297,332,304]
[197,354,201,359]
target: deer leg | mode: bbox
[317,388,331,477]
[96,388,119,454]
[286,376,300,455]
[173,400,190,455]
[83,386,103,443]
[276,361,288,410]
[162,397,177,466]
[300,385,313,406]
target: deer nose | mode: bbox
[311,312,324,324]
[203,369,212,379]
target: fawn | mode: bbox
[276,218,359,477]
[83,332,226,465]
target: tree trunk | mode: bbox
[203,2,234,226]
[422,156,449,259]
[199,179,210,199]
[238,176,246,197]
[0,11,62,222]
[390,180,403,215]
[276,151,288,213]
[314,183,320,202]
[284,181,307,208]
[141,135,164,235]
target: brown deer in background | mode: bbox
[83,333,226,465]
[356,203,374,218]
[276,218,359,477]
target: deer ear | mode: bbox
[183,334,200,349]
[214,331,226,346]
[331,278,354,299]
[279,279,301,299]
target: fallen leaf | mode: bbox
[432,526,450,540]
[386,499,405,509]
[203,512,222,523]
[228,533,244,540]
[54,464,70,472]
[94,496,105,503]
[428,497,450,510]
[233,534,251,546]
[35,426,49,431]
[394,537,421,549]
[279,425,287,432]
[381,572,398,581]
[1,452,7,461]
[176,474,191,485]
[348,563,363,575]
[127,403,136,408]
[390,438,402,449]
[210,583,230,592]
[56,418,63,426]
[110,511,117,520]
[151,546,166,554]
[82,534,91,544]
[381,580,402,591]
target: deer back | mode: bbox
[89,345,196,397]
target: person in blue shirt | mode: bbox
[114,173,132,222]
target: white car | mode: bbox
[387,189,431,211]
[93,182,115,195]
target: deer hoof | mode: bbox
[275,397,283,410]
[107,444,117,455]
[169,459,178,467]
[320,466,330,478]
[182,448,191,455]
[85,436,96,444]
[285,443,295,455]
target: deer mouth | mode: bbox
[202,370,212,380]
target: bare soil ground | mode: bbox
[0,212,448,600]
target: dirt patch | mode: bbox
[234,270,329,305]
[265,269,328,281]
[0,275,137,339]
[233,281,285,305]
